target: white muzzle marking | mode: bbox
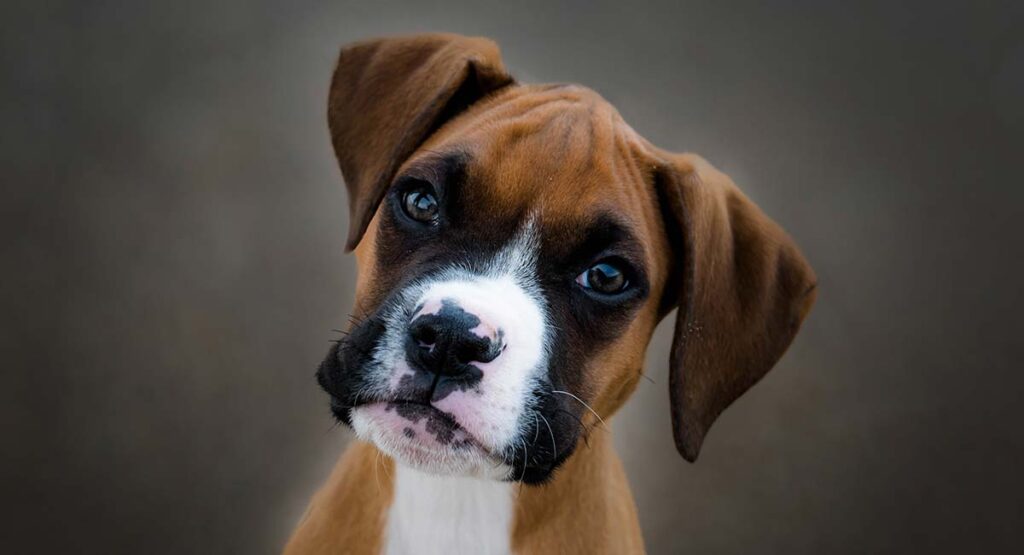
[350,220,548,478]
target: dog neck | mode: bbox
[284,423,644,554]
[510,426,644,553]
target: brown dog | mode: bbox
[285,33,816,554]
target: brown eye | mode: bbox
[401,184,439,223]
[576,262,628,294]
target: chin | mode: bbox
[350,403,513,480]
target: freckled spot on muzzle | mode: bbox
[386,402,474,449]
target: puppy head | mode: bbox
[316,34,817,483]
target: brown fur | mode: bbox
[285,441,395,554]
[286,33,815,554]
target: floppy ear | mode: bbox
[655,153,817,462]
[328,34,513,250]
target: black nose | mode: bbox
[406,302,502,378]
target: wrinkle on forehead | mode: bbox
[423,84,654,224]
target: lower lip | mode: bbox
[353,402,496,458]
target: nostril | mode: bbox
[410,323,437,345]
[477,345,501,363]
[456,337,502,364]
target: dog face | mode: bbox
[321,84,670,482]
[316,34,817,483]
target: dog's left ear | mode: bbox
[327,33,513,251]
[654,152,817,462]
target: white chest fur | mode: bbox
[385,465,514,555]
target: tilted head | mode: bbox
[316,34,817,484]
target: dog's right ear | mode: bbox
[328,34,513,251]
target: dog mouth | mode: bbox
[332,397,469,439]
[340,397,510,475]
[379,400,479,448]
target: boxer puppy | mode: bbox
[285,33,816,554]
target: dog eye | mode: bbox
[401,183,439,223]
[576,261,628,294]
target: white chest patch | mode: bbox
[385,464,514,555]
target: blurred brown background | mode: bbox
[3,0,1022,553]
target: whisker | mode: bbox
[380,450,392,482]
[551,389,607,431]
[519,437,528,483]
[555,407,590,448]
[539,414,558,459]
[489,457,506,475]
[374,449,383,496]
[638,372,655,384]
